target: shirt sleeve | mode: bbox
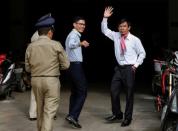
[25,46,31,73]
[101,18,115,41]
[134,39,146,68]
[68,34,80,49]
[57,43,70,70]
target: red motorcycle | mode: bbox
[152,50,178,112]
[152,51,178,131]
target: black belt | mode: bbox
[117,64,132,68]
[70,62,82,64]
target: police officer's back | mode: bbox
[25,14,70,131]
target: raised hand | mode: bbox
[104,6,114,18]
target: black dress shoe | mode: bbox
[65,116,82,128]
[105,115,123,122]
[29,118,37,121]
[121,119,132,127]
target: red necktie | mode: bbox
[120,35,126,54]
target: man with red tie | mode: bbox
[101,6,146,127]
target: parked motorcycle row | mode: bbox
[0,52,31,99]
[152,50,178,131]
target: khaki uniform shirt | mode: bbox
[25,35,70,76]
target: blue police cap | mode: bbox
[35,13,55,28]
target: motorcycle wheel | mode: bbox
[162,118,177,131]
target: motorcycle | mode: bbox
[0,53,15,98]
[152,49,174,96]
[160,51,178,131]
[0,52,26,99]
[152,51,178,131]
[152,51,178,111]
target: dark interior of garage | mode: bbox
[2,0,171,86]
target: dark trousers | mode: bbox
[111,65,135,120]
[68,62,87,121]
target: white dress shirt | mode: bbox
[101,18,146,68]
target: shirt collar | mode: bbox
[73,29,81,37]
[119,32,131,40]
[38,35,51,40]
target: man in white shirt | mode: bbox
[101,6,146,127]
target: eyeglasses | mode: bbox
[76,23,86,26]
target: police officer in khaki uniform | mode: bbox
[25,14,70,131]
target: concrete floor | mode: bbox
[0,82,161,131]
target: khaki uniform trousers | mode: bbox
[31,77,60,131]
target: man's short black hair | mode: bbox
[38,26,54,36]
[118,18,131,27]
[73,16,85,23]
